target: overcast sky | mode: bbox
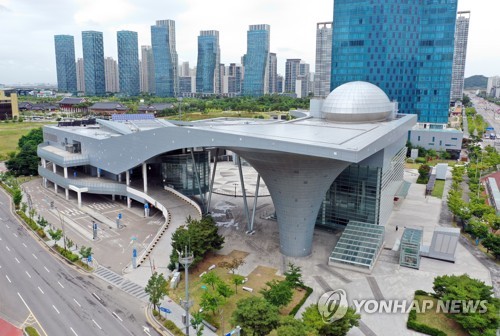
[0,0,497,85]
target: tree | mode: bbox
[468,219,490,240]
[201,271,221,291]
[276,316,315,336]
[190,312,205,336]
[6,127,43,177]
[12,187,22,209]
[481,234,500,259]
[260,280,293,307]
[79,246,92,259]
[284,262,304,288]
[232,274,245,293]
[48,229,63,243]
[302,304,360,336]
[145,272,168,312]
[200,291,225,316]
[216,281,234,298]
[218,256,245,274]
[231,296,279,336]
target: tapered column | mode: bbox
[142,163,148,193]
[53,163,58,193]
[64,167,68,178]
[235,149,349,257]
[65,188,69,200]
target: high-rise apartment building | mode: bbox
[268,53,277,94]
[104,57,119,93]
[331,0,458,123]
[54,35,77,93]
[450,11,471,103]
[117,30,140,96]
[227,63,243,95]
[314,22,332,97]
[82,31,105,96]
[140,46,155,94]
[242,24,270,96]
[276,75,284,94]
[487,76,500,98]
[285,59,301,94]
[76,58,85,92]
[151,20,178,97]
[180,61,190,77]
[196,30,220,94]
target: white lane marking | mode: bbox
[25,271,31,279]
[92,319,102,330]
[0,237,2,240]
[14,257,20,263]
[5,275,11,283]
[38,286,44,294]
[13,233,17,238]
[32,253,38,260]
[70,327,78,336]
[22,243,27,248]
[6,224,9,229]
[73,298,81,307]
[52,305,60,314]
[58,281,64,288]
[44,266,50,273]
[5,246,10,252]
[112,312,123,322]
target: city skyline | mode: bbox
[0,0,494,85]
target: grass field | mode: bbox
[177,110,273,121]
[431,180,445,198]
[414,295,469,336]
[0,122,54,160]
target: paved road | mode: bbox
[0,189,159,336]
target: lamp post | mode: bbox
[178,97,183,120]
[179,247,193,336]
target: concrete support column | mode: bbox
[77,191,82,208]
[97,168,101,178]
[41,158,46,168]
[64,167,68,179]
[52,163,57,173]
[235,149,349,257]
[126,170,130,186]
[127,197,131,208]
[65,188,69,200]
[112,194,115,201]
[118,173,122,182]
[142,163,148,193]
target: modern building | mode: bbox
[82,31,105,96]
[180,61,190,77]
[104,57,119,93]
[76,58,85,93]
[285,59,301,94]
[151,20,178,97]
[54,35,77,93]
[450,11,471,103]
[242,24,270,96]
[140,46,155,94]
[268,52,277,94]
[196,30,220,94]
[117,30,140,96]
[298,62,311,98]
[0,90,19,120]
[276,75,283,94]
[314,22,332,98]
[330,0,458,123]
[487,76,500,98]
[37,81,415,264]
[179,76,192,95]
[227,63,243,95]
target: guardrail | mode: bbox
[164,186,202,217]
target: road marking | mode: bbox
[22,243,27,248]
[25,271,31,279]
[73,298,81,307]
[70,327,78,336]
[52,305,60,314]
[17,293,49,336]
[143,326,151,335]
[58,281,64,288]
[92,319,102,330]
[112,312,123,322]
[6,224,9,229]
[6,245,10,252]
[44,266,50,273]
[38,287,44,294]
[32,253,38,260]
[13,233,17,237]
[6,275,11,283]
[92,293,102,302]
[15,257,20,263]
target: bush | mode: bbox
[289,286,313,316]
[415,157,427,164]
[54,245,79,262]
[36,228,46,239]
[407,301,447,336]
[25,326,40,336]
[17,210,39,231]
[152,309,159,317]
[414,290,428,296]
[163,320,184,336]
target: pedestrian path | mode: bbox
[87,202,117,211]
[94,265,149,302]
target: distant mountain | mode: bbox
[464,75,488,89]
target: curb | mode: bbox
[144,304,173,336]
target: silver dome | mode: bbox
[322,81,393,122]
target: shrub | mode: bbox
[17,210,39,231]
[289,286,313,316]
[36,228,46,239]
[414,290,428,296]
[25,326,40,336]
[152,309,159,317]
[163,320,184,336]
[54,245,79,262]
[415,157,426,164]
[407,301,447,336]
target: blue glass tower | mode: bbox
[117,31,139,96]
[196,31,220,94]
[54,35,77,93]
[331,0,457,123]
[82,31,105,96]
[151,20,178,97]
[242,24,270,97]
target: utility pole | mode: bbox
[179,246,193,336]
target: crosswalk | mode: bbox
[59,208,85,217]
[88,202,117,211]
[94,266,149,302]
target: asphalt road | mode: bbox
[469,93,500,147]
[0,189,159,336]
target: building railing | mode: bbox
[38,145,90,167]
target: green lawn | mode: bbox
[0,122,54,160]
[414,295,469,336]
[431,180,445,198]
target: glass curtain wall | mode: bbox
[161,151,209,196]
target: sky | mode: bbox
[0,0,498,85]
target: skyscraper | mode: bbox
[242,24,270,96]
[285,59,301,93]
[268,53,277,94]
[140,46,155,94]
[314,22,332,98]
[450,11,471,103]
[54,35,77,93]
[104,57,119,93]
[196,30,220,94]
[227,63,243,95]
[151,20,178,97]
[331,0,458,123]
[76,58,85,92]
[117,30,140,96]
[82,31,105,96]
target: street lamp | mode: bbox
[178,97,183,120]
